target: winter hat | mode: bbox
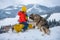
[21,6,27,12]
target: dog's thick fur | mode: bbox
[29,14,50,35]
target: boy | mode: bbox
[18,6,28,31]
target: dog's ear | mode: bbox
[31,13,36,15]
[30,14,34,17]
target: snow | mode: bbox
[13,8,17,9]
[27,6,33,12]
[0,15,19,26]
[48,13,60,21]
[27,5,44,13]
[5,7,17,10]
[41,14,48,18]
[5,12,11,14]
[0,26,60,40]
[5,8,13,10]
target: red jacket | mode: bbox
[18,11,27,23]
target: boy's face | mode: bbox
[22,11,26,14]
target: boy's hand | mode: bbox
[26,16,28,21]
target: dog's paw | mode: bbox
[47,30,50,35]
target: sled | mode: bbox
[13,24,33,33]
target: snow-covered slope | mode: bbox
[0,26,60,40]
[27,4,52,15]
[0,15,19,26]
[47,13,60,21]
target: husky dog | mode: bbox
[29,14,50,35]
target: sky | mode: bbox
[0,0,60,9]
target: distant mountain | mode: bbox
[0,4,60,20]
[27,4,52,15]
[51,6,60,13]
[0,5,20,20]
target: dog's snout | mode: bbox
[29,16,31,18]
[29,17,34,20]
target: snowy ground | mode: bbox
[0,26,60,40]
[0,13,60,40]
[0,15,19,27]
